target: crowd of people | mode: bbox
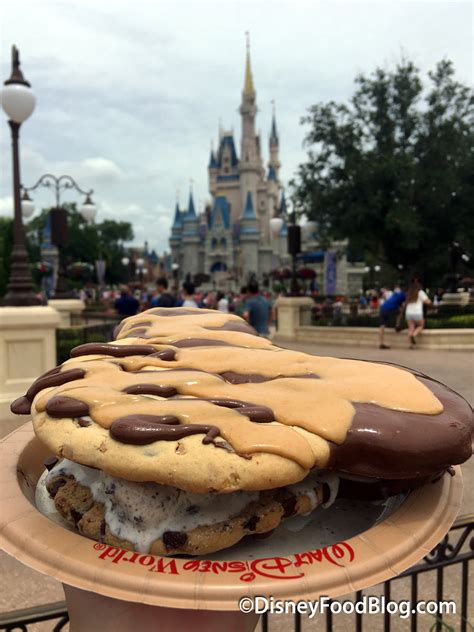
[78,273,444,349]
[112,278,274,336]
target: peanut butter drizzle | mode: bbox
[33,308,443,471]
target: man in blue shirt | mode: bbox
[379,289,406,349]
[243,282,271,335]
[114,285,139,317]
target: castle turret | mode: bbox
[181,190,200,279]
[169,201,183,267]
[268,102,280,180]
[240,191,259,280]
[208,143,218,195]
[238,35,261,214]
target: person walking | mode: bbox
[405,279,431,348]
[114,285,139,317]
[150,277,175,308]
[378,287,406,349]
[242,281,271,335]
[181,282,199,308]
[217,291,229,313]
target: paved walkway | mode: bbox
[0,343,472,630]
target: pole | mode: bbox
[287,207,301,296]
[3,121,41,306]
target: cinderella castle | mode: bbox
[169,40,288,289]
[169,42,365,294]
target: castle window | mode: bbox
[224,167,229,174]
[211,237,217,250]
[220,237,227,248]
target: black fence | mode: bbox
[1,514,472,632]
[56,321,119,364]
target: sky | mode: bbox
[0,0,472,255]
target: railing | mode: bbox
[56,321,119,364]
[1,514,472,631]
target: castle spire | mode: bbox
[187,186,197,219]
[270,99,278,145]
[243,31,255,96]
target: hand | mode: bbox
[63,584,260,632]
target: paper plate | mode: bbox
[0,423,463,610]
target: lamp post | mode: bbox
[171,262,179,294]
[364,264,381,289]
[136,257,146,284]
[121,256,130,283]
[270,203,302,296]
[21,174,97,297]
[1,46,41,306]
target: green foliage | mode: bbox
[56,324,116,363]
[0,218,13,297]
[292,59,474,285]
[311,313,474,329]
[24,204,134,287]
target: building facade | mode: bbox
[170,44,282,289]
[169,45,365,295]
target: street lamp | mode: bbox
[363,264,381,289]
[270,203,301,296]
[0,46,41,306]
[171,262,180,293]
[136,257,146,284]
[21,174,97,297]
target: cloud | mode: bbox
[0,196,13,216]
[1,0,471,255]
[77,158,125,183]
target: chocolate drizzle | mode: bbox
[46,396,90,418]
[12,307,473,486]
[171,338,235,348]
[123,384,178,398]
[71,343,158,358]
[110,414,220,445]
[205,321,258,335]
[11,367,85,415]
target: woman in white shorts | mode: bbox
[404,279,431,348]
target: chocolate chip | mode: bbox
[243,515,259,531]
[322,483,331,504]
[48,478,67,498]
[186,505,199,515]
[100,520,106,538]
[162,531,188,551]
[252,529,275,540]
[77,417,91,427]
[70,508,82,525]
[275,490,296,518]
[282,497,297,517]
[43,456,59,471]
[105,483,116,495]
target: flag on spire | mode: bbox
[243,32,255,96]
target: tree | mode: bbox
[24,204,134,287]
[291,59,474,285]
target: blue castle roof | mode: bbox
[183,191,197,221]
[216,134,239,168]
[267,165,277,181]
[209,196,231,230]
[270,113,278,144]
[242,191,257,219]
[208,149,217,169]
[172,202,182,229]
